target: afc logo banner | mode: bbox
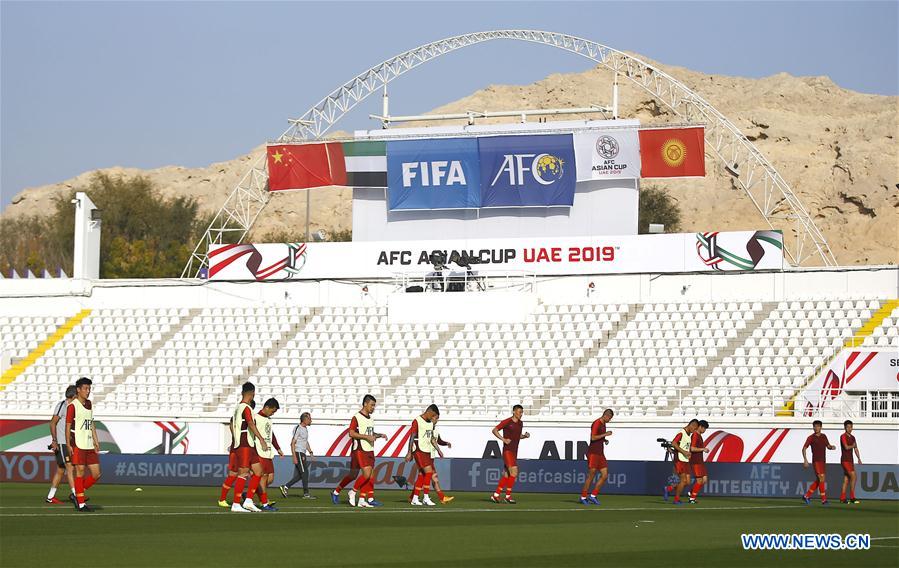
[479,134,576,207]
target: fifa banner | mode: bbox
[266,127,705,207]
[207,230,783,280]
[798,349,899,416]
[387,137,481,210]
[2,452,896,498]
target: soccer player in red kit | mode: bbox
[580,408,613,505]
[667,419,700,505]
[219,399,256,507]
[344,394,387,508]
[802,419,835,505]
[66,377,101,512]
[688,420,711,504]
[252,398,284,512]
[229,382,268,513]
[491,404,530,504]
[406,404,440,506]
[839,420,862,504]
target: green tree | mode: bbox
[1,173,223,278]
[638,187,682,234]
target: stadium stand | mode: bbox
[0,296,893,419]
[0,315,73,362]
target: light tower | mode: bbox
[72,192,101,279]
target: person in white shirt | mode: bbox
[280,412,315,499]
[46,385,77,504]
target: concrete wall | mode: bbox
[0,266,895,315]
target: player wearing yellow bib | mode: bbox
[65,377,101,512]
[406,404,439,506]
[252,398,284,512]
[668,419,700,505]
[227,382,268,513]
[345,394,387,508]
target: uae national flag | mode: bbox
[266,141,386,191]
[342,140,387,187]
[638,127,706,178]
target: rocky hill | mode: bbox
[4,53,896,265]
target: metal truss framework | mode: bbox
[182,30,836,278]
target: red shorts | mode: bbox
[228,450,237,472]
[502,450,518,469]
[841,461,854,474]
[70,447,99,466]
[233,446,259,469]
[674,461,691,475]
[691,463,708,478]
[259,457,274,475]
[413,450,434,470]
[351,450,375,470]
[813,462,826,475]
[587,453,607,470]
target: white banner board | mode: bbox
[798,349,899,414]
[208,230,783,281]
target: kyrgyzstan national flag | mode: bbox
[638,127,706,178]
[266,143,348,191]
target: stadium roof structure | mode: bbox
[181,30,838,278]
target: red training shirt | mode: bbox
[690,432,705,464]
[496,417,523,454]
[804,433,830,463]
[588,418,606,456]
[840,433,856,463]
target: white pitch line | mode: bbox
[870,536,899,541]
[0,504,807,518]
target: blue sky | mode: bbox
[1,1,896,209]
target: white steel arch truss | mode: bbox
[182,30,836,278]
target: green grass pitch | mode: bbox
[0,483,896,567]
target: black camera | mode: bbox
[657,438,675,462]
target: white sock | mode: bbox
[47,487,57,499]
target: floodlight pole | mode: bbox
[612,72,619,119]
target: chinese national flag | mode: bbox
[266,143,348,191]
[638,127,706,178]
